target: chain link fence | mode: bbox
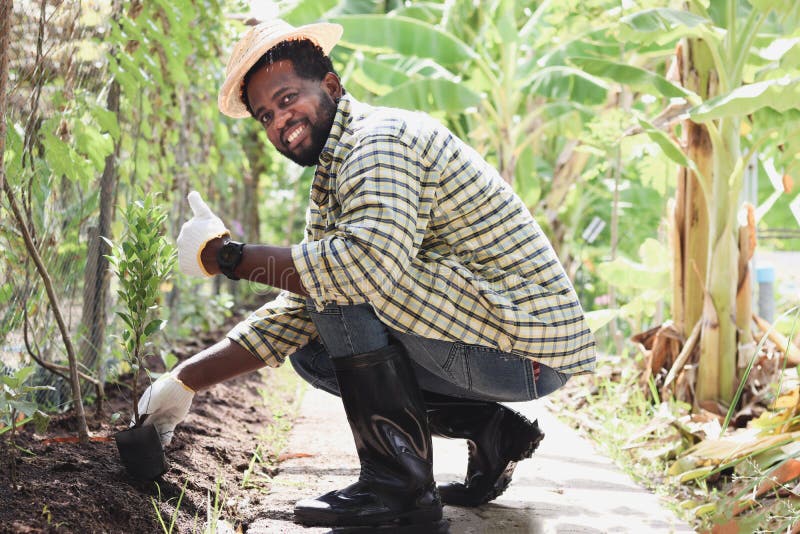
[2,1,98,411]
[1,0,264,415]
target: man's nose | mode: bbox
[274,108,292,130]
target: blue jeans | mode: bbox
[290,302,569,402]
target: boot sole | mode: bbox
[322,519,450,533]
[294,505,443,528]
[439,414,545,507]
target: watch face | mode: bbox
[220,245,237,264]
[219,242,243,267]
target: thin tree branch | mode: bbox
[3,179,90,443]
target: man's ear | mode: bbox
[321,72,342,100]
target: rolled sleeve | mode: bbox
[293,135,426,308]
[226,290,315,367]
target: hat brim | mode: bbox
[218,22,343,119]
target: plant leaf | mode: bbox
[678,465,715,482]
[32,410,50,434]
[524,66,608,105]
[618,8,712,45]
[13,366,35,386]
[689,76,800,122]
[376,79,482,113]
[117,312,134,330]
[331,15,475,66]
[596,256,670,291]
[584,309,619,332]
[634,117,708,183]
[749,0,797,16]
[144,319,166,337]
[282,0,339,26]
[161,351,178,371]
[570,56,698,101]
[91,105,121,143]
[8,400,38,417]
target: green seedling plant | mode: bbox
[151,479,188,534]
[204,476,229,534]
[40,504,64,529]
[2,365,52,488]
[104,193,176,426]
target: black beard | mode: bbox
[281,94,338,167]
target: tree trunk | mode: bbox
[79,79,120,412]
[699,117,741,404]
[676,3,765,407]
[3,182,90,443]
[674,39,713,337]
[168,89,190,314]
[80,225,105,397]
[674,37,734,406]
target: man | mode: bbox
[137,19,596,530]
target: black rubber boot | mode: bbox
[425,392,544,507]
[293,345,443,529]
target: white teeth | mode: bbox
[286,125,305,145]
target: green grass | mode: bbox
[202,476,229,534]
[152,479,189,534]
[554,336,800,532]
[240,364,306,493]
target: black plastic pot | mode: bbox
[114,424,167,480]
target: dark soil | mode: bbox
[0,329,300,534]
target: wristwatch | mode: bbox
[216,238,245,280]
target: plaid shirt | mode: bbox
[228,95,596,374]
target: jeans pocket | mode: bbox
[307,303,389,357]
[436,343,465,385]
[390,331,468,389]
[532,364,570,399]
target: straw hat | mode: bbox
[218,19,343,118]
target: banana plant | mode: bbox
[575,1,800,405]
[277,0,680,320]
[292,0,648,273]
[327,0,612,186]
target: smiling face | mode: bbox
[245,60,341,167]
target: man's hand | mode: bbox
[136,372,195,446]
[176,191,230,277]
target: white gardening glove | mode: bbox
[176,191,230,277]
[136,372,195,446]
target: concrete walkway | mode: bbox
[247,387,694,533]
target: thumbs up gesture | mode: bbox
[176,191,230,277]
